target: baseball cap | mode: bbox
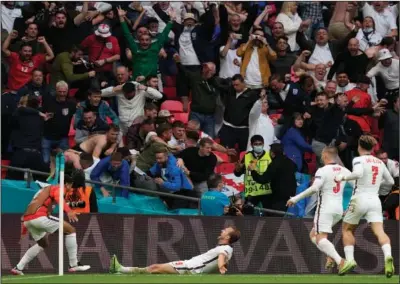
[183,13,196,22]
[158,110,173,118]
[377,48,392,61]
[95,24,111,38]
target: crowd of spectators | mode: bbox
[1,1,399,217]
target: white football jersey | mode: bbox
[350,155,394,196]
[314,164,352,214]
[185,245,233,273]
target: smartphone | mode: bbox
[234,33,243,39]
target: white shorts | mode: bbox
[343,195,383,224]
[314,211,342,234]
[24,216,59,241]
[169,260,204,275]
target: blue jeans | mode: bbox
[189,111,216,138]
[42,138,69,164]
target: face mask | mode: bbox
[149,31,158,37]
[184,26,194,33]
[363,27,373,33]
[253,145,264,154]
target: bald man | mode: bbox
[328,38,370,83]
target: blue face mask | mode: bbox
[253,145,264,154]
[363,27,373,33]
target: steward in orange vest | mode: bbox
[65,170,98,213]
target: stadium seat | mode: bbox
[239,151,246,161]
[1,160,11,179]
[215,162,235,175]
[163,87,177,100]
[163,75,176,87]
[160,100,183,113]
[68,88,78,98]
[173,112,189,124]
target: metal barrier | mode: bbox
[1,165,294,217]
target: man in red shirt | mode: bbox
[80,24,120,75]
[345,76,373,133]
[2,30,54,92]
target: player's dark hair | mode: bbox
[207,174,223,189]
[227,226,241,244]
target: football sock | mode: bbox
[317,238,342,266]
[121,266,148,274]
[65,233,78,267]
[344,245,354,261]
[382,244,392,260]
[16,244,44,270]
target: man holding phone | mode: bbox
[237,28,277,89]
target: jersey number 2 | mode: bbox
[371,166,379,185]
[332,181,340,193]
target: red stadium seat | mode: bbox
[68,88,78,98]
[163,87,177,100]
[173,112,189,124]
[1,160,11,179]
[163,75,176,87]
[160,100,183,113]
[239,151,246,161]
[213,152,229,163]
[215,163,235,174]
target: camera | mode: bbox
[80,58,96,70]
[67,201,86,208]
[226,205,240,216]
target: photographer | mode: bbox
[64,169,98,213]
[225,196,256,217]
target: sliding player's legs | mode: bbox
[109,255,178,274]
[12,217,89,275]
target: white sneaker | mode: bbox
[11,267,24,275]
[68,262,91,272]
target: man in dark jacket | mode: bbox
[249,143,297,214]
[7,95,49,181]
[17,69,50,104]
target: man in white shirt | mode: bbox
[361,2,398,38]
[367,48,399,92]
[376,149,399,199]
[287,146,354,275]
[247,90,278,152]
[109,226,240,275]
[336,72,355,93]
[101,67,162,135]
[219,33,241,79]
[1,2,22,33]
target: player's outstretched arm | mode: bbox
[218,253,228,274]
[287,174,324,206]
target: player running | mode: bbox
[287,146,354,275]
[335,135,395,277]
[11,170,91,275]
[109,226,240,275]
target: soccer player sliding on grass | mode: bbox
[335,135,395,277]
[110,226,240,275]
[11,170,90,275]
[287,146,355,275]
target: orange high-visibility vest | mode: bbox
[65,187,92,213]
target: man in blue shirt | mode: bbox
[90,152,130,198]
[201,174,230,216]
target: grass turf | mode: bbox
[1,274,399,284]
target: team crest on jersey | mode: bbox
[62,108,69,116]
[106,42,113,49]
[293,89,298,95]
[28,62,34,67]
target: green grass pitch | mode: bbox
[1,274,399,283]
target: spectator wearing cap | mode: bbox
[327,38,370,84]
[74,88,119,128]
[237,27,277,89]
[126,118,155,152]
[2,31,54,92]
[80,24,120,75]
[345,76,373,133]
[367,48,399,102]
[75,109,110,144]
[173,8,217,110]
[117,7,173,79]
[101,79,162,136]
[157,109,174,125]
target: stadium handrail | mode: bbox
[1,165,294,217]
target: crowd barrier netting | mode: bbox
[1,214,398,274]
